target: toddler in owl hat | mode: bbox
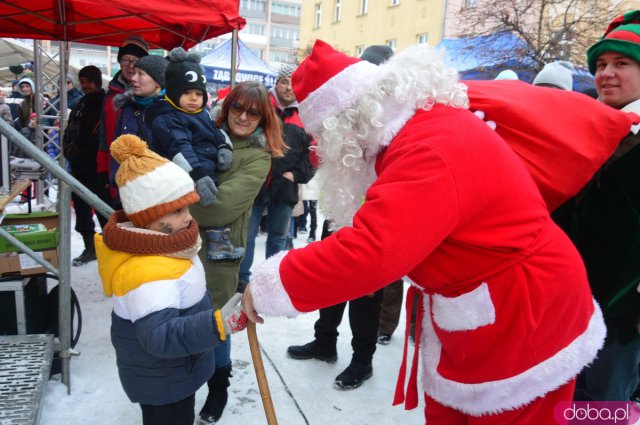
[146,47,244,262]
[95,134,247,423]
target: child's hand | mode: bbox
[218,149,233,172]
[195,176,218,206]
[220,293,248,334]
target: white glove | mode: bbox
[217,293,247,336]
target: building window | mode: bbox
[355,45,365,56]
[386,39,397,51]
[315,3,322,28]
[271,26,299,41]
[334,0,342,22]
[417,33,428,44]
[272,2,301,17]
[241,0,266,11]
[247,24,265,35]
[359,0,368,15]
[390,0,400,5]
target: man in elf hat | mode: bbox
[553,10,640,402]
[241,40,608,423]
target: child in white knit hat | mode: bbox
[95,134,247,425]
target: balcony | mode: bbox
[270,13,299,25]
[240,8,267,20]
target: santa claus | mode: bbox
[241,40,630,423]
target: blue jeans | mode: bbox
[238,198,293,283]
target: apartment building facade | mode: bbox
[299,0,444,57]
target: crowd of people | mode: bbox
[8,9,640,424]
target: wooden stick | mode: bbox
[247,321,279,425]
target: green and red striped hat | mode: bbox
[587,10,640,75]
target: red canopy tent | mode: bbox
[0,0,245,49]
[0,0,245,394]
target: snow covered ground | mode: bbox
[38,219,424,425]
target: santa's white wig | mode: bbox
[311,44,469,226]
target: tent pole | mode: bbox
[230,30,239,89]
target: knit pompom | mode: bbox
[110,134,148,164]
[168,47,201,64]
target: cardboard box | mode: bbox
[0,213,59,254]
[0,249,59,276]
[0,227,59,253]
[0,212,59,275]
[3,212,59,230]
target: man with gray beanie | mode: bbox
[97,34,149,212]
[533,61,574,90]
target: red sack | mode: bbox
[465,80,639,211]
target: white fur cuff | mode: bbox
[250,251,301,318]
[432,282,495,331]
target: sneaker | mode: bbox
[377,332,391,345]
[72,249,96,266]
[306,235,316,243]
[287,341,337,363]
[298,227,308,234]
[334,361,373,390]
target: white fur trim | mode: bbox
[421,297,606,416]
[299,60,379,137]
[432,282,495,331]
[250,251,301,318]
[119,162,194,214]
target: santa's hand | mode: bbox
[473,110,497,131]
[242,284,264,324]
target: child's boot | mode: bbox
[205,228,245,261]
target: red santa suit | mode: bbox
[246,40,630,423]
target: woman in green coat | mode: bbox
[190,81,285,425]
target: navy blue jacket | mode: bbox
[146,100,231,183]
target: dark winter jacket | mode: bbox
[49,87,83,115]
[254,95,314,207]
[108,90,163,201]
[553,99,640,344]
[62,90,105,173]
[146,99,231,184]
[13,125,36,157]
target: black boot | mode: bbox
[205,228,245,262]
[287,340,337,363]
[72,233,96,266]
[333,360,373,390]
[197,365,232,424]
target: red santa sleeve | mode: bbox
[249,121,460,316]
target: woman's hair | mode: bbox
[215,81,285,157]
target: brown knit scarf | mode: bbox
[102,210,201,258]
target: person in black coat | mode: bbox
[62,65,106,266]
